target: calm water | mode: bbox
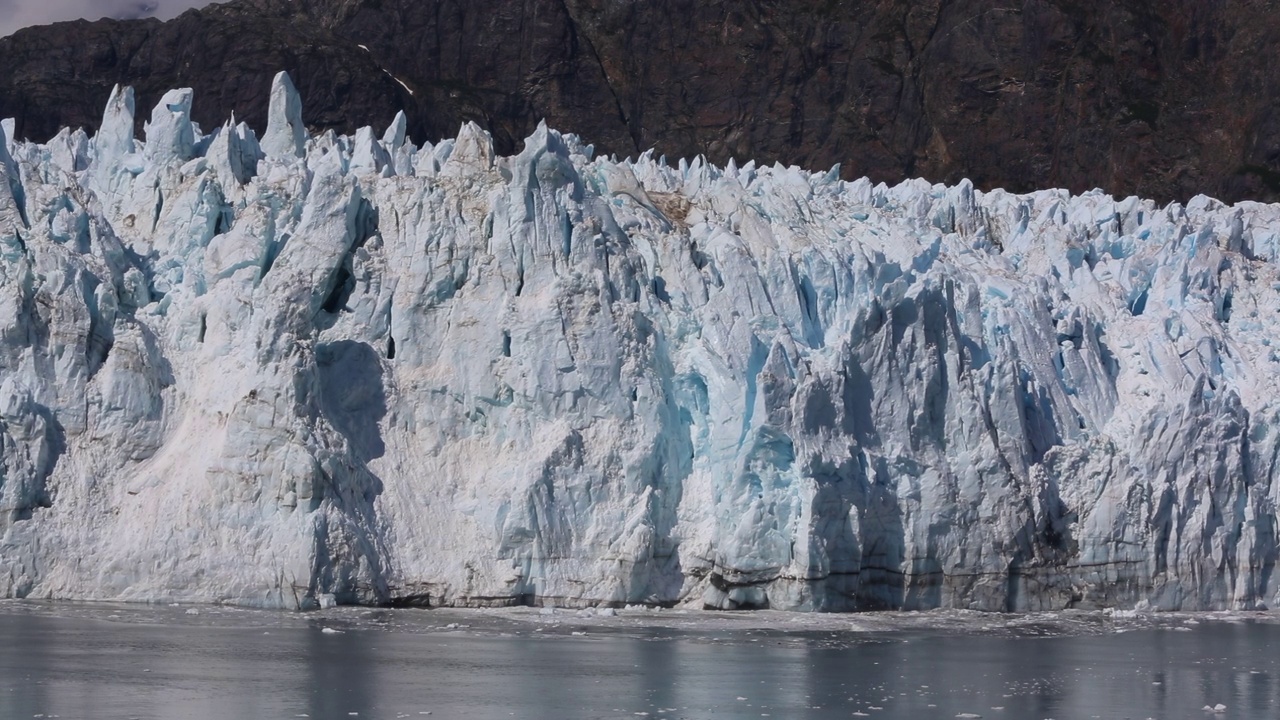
[1,604,1278,720]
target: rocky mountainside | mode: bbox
[3,74,1280,611]
[2,0,1279,205]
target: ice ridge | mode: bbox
[3,73,1280,612]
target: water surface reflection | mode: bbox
[0,608,1276,719]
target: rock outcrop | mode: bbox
[2,0,1280,205]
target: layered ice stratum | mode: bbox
[3,74,1280,611]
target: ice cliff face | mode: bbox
[3,74,1280,612]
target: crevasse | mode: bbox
[2,73,1280,612]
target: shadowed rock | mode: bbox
[1,0,1280,204]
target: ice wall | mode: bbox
[3,74,1280,611]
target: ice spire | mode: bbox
[443,121,494,175]
[350,126,390,175]
[0,118,26,231]
[144,88,195,163]
[382,111,407,151]
[262,71,306,160]
[96,84,137,165]
[0,118,15,178]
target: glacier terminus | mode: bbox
[3,73,1280,613]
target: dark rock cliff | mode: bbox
[2,0,1279,204]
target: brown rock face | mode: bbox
[2,0,1279,204]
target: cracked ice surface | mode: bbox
[3,73,1280,611]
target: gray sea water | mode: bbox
[0,603,1277,720]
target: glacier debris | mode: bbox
[3,73,1280,612]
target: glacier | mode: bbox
[3,73,1280,612]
